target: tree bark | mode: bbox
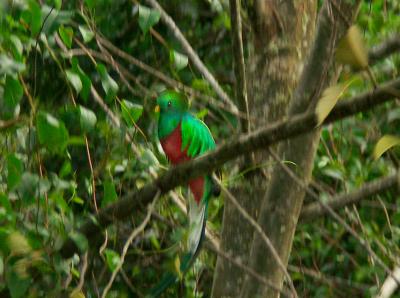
[212,1,316,296]
[240,1,360,297]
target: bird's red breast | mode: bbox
[160,123,204,204]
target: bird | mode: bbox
[150,90,220,297]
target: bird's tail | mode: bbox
[147,202,207,297]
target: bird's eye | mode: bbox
[167,101,172,107]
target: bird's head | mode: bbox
[155,90,189,114]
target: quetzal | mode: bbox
[150,90,219,297]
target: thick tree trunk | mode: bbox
[240,1,360,297]
[211,1,316,297]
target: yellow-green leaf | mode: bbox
[174,255,183,280]
[8,232,31,255]
[373,135,400,160]
[70,290,85,298]
[315,83,350,126]
[336,25,368,69]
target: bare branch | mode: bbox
[369,35,400,64]
[144,0,239,114]
[229,0,250,132]
[301,173,399,221]
[101,193,159,298]
[60,77,400,258]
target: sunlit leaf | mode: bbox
[0,54,26,75]
[7,154,23,190]
[71,58,91,101]
[36,112,69,153]
[101,180,118,208]
[58,25,74,48]
[104,249,120,272]
[70,290,85,298]
[20,0,42,36]
[8,232,31,255]
[336,25,368,69]
[96,63,118,102]
[78,25,94,43]
[78,105,97,133]
[170,50,188,71]
[373,135,400,160]
[65,70,82,94]
[121,100,143,127]
[315,83,350,126]
[138,5,160,34]
[4,75,23,111]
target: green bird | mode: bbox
[150,90,220,296]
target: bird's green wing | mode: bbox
[181,114,216,157]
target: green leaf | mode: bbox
[78,25,94,43]
[58,25,74,48]
[84,0,96,9]
[6,269,31,298]
[0,193,12,214]
[9,35,23,60]
[374,135,400,160]
[336,25,368,69]
[0,54,26,75]
[121,100,143,127]
[101,180,118,208]
[96,63,118,102]
[52,0,62,10]
[36,112,69,153]
[71,58,91,101]
[78,105,97,133]
[69,232,88,252]
[315,82,351,126]
[170,50,188,71]
[138,5,161,34]
[22,0,42,36]
[7,154,23,190]
[65,70,82,94]
[104,249,121,272]
[4,75,23,110]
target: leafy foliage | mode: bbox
[0,0,399,297]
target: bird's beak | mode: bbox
[154,105,160,113]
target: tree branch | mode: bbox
[144,0,239,114]
[369,35,400,65]
[229,0,250,132]
[60,77,400,258]
[300,173,399,221]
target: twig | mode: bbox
[85,137,98,212]
[101,191,159,298]
[369,35,400,64]
[71,252,89,295]
[288,264,371,292]
[214,175,298,298]
[229,0,250,132]
[300,173,398,221]
[144,0,238,114]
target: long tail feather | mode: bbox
[148,175,219,297]
[148,204,207,297]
